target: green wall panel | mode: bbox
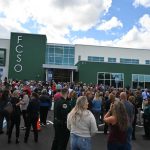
[9,32,46,81]
[76,61,150,87]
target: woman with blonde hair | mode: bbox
[67,96,97,150]
[104,101,128,150]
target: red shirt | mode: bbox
[54,92,62,101]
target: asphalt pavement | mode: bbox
[0,111,150,150]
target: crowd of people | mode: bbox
[0,78,52,144]
[0,77,150,150]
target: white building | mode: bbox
[0,39,10,81]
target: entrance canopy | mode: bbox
[43,64,77,82]
[42,64,77,70]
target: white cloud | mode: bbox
[96,17,123,31]
[0,0,112,42]
[114,14,150,49]
[139,14,150,31]
[2,0,150,50]
[133,0,150,8]
[73,37,101,45]
[73,36,117,48]
[0,17,30,39]
[73,14,150,49]
[0,25,10,39]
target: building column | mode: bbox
[70,70,73,82]
[46,69,48,81]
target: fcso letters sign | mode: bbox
[14,35,23,72]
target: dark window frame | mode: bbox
[0,48,6,66]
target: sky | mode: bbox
[0,0,150,49]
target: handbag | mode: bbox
[4,102,13,114]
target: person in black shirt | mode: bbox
[8,90,21,144]
[51,88,71,150]
[24,92,40,143]
[39,89,52,126]
[143,97,150,139]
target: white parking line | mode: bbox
[3,119,6,128]
[96,131,105,134]
[136,125,143,128]
[98,124,104,127]
[46,120,54,125]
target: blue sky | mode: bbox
[0,0,150,49]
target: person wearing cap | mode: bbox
[53,85,62,102]
[51,88,71,150]
[56,83,62,91]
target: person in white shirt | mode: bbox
[142,89,150,110]
[67,96,98,150]
[20,90,30,129]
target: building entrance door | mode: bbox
[52,69,71,82]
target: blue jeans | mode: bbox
[107,143,126,150]
[70,133,92,150]
[125,126,132,150]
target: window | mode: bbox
[97,72,124,88]
[132,74,150,89]
[63,58,68,65]
[132,59,139,64]
[69,58,74,65]
[120,58,139,64]
[0,49,6,66]
[69,47,74,57]
[108,57,116,63]
[49,47,54,54]
[55,46,63,54]
[99,57,104,62]
[78,55,81,61]
[64,47,69,56]
[55,57,62,65]
[49,57,54,63]
[145,60,150,64]
[46,45,75,65]
[88,56,104,62]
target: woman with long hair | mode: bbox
[69,90,78,110]
[67,96,97,150]
[92,91,102,126]
[104,100,128,150]
[103,92,115,134]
